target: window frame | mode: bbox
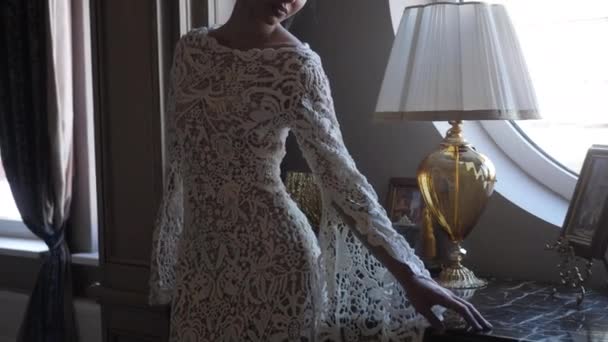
[480,120,577,201]
[206,0,235,27]
[0,219,37,240]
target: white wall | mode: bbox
[288,0,607,288]
[0,291,101,342]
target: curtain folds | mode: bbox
[0,0,78,341]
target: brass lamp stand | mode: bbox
[417,121,496,288]
[374,2,540,288]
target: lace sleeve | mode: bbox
[148,38,185,306]
[290,57,430,280]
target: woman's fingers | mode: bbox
[444,297,483,331]
[420,306,444,331]
[455,296,493,331]
[404,275,492,333]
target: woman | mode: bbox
[149,0,492,340]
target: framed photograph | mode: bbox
[386,178,425,226]
[562,145,608,259]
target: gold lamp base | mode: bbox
[417,120,496,289]
[438,242,487,289]
[439,266,487,289]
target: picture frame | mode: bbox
[562,145,608,260]
[386,177,425,226]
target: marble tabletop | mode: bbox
[425,278,608,342]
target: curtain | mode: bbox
[0,0,77,341]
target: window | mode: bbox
[0,157,20,222]
[0,157,31,239]
[180,0,235,33]
[0,0,98,254]
[493,0,608,174]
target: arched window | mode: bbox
[390,0,608,201]
[489,0,608,188]
[387,0,608,224]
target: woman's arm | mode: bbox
[333,202,490,331]
[148,37,186,306]
[290,55,492,331]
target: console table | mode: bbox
[424,278,608,341]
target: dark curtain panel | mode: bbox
[0,1,77,341]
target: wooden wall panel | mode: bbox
[94,0,163,268]
[104,305,169,342]
[92,0,179,341]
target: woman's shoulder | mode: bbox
[176,27,213,50]
[177,26,322,62]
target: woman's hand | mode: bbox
[400,274,493,332]
[329,203,492,331]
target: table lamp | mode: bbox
[375,1,540,288]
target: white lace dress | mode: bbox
[149,27,432,342]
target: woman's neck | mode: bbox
[212,2,284,50]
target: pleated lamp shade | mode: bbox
[375,1,540,121]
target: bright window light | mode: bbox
[494,0,608,174]
[0,158,21,221]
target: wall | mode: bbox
[288,0,607,287]
[0,291,101,342]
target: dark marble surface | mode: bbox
[426,278,608,342]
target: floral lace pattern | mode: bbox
[149,27,430,341]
